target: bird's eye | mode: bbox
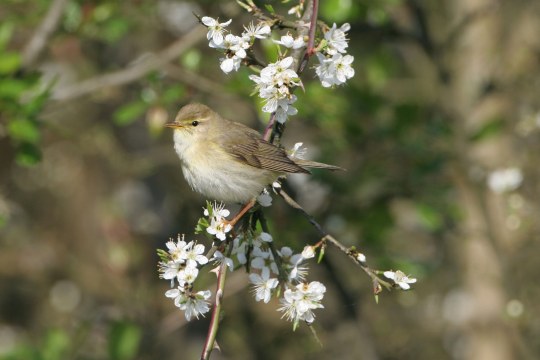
[191,120,199,127]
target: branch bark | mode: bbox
[22,0,69,68]
[51,26,207,101]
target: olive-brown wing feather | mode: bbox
[220,123,309,174]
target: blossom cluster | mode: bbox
[200,15,355,124]
[249,57,301,123]
[160,202,328,327]
[315,23,355,88]
[158,236,211,321]
[201,17,271,74]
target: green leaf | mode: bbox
[194,217,209,234]
[16,143,42,166]
[415,203,443,231]
[108,322,142,360]
[181,50,201,71]
[8,119,40,143]
[469,118,504,142]
[0,22,14,51]
[320,0,354,22]
[113,101,147,126]
[161,85,185,105]
[0,51,21,74]
[102,18,130,43]
[0,78,29,98]
[317,246,325,263]
[42,329,70,360]
[157,249,169,262]
[264,4,275,13]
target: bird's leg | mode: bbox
[227,198,257,227]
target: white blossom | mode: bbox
[315,52,355,88]
[243,22,271,39]
[166,288,212,321]
[487,167,523,193]
[258,232,273,243]
[184,243,208,268]
[384,270,417,290]
[301,246,316,259]
[232,236,247,264]
[220,56,242,73]
[356,253,366,263]
[279,281,326,324]
[177,265,199,286]
[249,267,279,303]
[279,246,308,282]
[273,34,306,49]
[166,237,190,262]
[159,261,182,284]
[205,203,233,240]
[325,23,350,55]
[288,4,303,17]
[250,56,301,122]
[289,142,307,159]
[201,16,231,46]
[251,246,279,275]
[212,250,234,272]
[257,190,273,207]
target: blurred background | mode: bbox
[1,0,539,359]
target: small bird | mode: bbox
[165,103,341,203]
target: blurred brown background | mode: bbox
[1,0,539,359]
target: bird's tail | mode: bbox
[293,159,345,172]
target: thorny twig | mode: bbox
[275,187,392,290]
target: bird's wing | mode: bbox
[220,122,309,174]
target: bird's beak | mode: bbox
[165,122,183,129]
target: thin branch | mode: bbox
[275,187,392,289]
[22,0,69,68]
[298,0,319,74]
[201,261,228,360]
[51,26,207,101]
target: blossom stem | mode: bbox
[200,261,228,360]
[228,198,257,227]
[306,0,319,55]
[262,113,276,141]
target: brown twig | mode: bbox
[200,261,228,360]
[22,0,69,68]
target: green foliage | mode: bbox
[469,117,504,142]
[320,0,356,22]
[415,203,443,231]
[0,52,21,74]
[41,329,70,360]
[108,321,142,360]
[114,101,148,126]
[0,329,69,360]
[0,22,48,167]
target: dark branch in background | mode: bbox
[22,0,69,68]
[52,26,207,101]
